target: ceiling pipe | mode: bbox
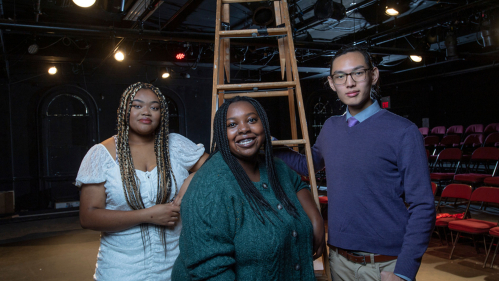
[384,61,499,87]
[35,0,41,22]
[354,0,499,46]
[0,22,446,57]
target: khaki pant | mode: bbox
[329,249,397,281]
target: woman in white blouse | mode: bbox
[75,82,208,281]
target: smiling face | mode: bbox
[327,51,379,116]
[226,101,265,164]
[128,88,161,136]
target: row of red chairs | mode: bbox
[434,184,499,267]
[419,123,499,138]
[430,147,499,189]
[424,132,499,150]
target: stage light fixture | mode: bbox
[73,0,96,8]
[48,66,57,75]
[176,53,185,60]
[410,55,422,62]
[161,68,170,79]
[253,6,275,27]
[28,44,39,54]
[114,50,125,61]
[385,0,400,16]
[314,0,346,21]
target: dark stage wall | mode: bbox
[0,61,214,211]
[1,60,498,213]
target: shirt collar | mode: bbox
[345,100,382,123]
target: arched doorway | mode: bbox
[38,85,99,209]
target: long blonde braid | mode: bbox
[116,82,177,251]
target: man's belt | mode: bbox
[329,245,398,265]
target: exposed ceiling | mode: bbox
[0,0,498,83]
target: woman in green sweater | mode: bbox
[172,96,324,280]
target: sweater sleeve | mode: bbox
[273,144,324,176]
[393,125,436,280]
[179,175,237,281]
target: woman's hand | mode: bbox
[145,203,180,226]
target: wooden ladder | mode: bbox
[211,1,331,280]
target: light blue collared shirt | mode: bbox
[345,101,412,281]
[345,100,382,123]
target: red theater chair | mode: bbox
[430,126,446,141]
[419,127,429,137]
[483,132,499,148]
[484,226,499,268]
[446,125,464,136]
[448,187,499,259]
[484,123,499,138]
[454,147,499,188]
[430,148,462,189]
[435,184,472,245]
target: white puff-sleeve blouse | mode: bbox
[75,133,204,281]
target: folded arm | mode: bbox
[79,183,180,232]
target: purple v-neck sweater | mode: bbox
[275,110,435,280]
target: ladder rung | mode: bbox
[217,81,295,91]
[224,90,290,99]
[219,27,287,38]
[223,0,277,3]
[272,139,307,146]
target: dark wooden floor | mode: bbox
[2,204,499,281]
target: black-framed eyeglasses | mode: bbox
[331,68,372,85]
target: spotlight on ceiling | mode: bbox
[252,5,275,27]
[28,44,39,54]
[176,53,185,60]
[410,55,422,62]
[73,0,96,8]
[161,68,170,79]
[314,0,346,21]
[114,50,125,61]
[48,66,57,75]
[385,0,400,16]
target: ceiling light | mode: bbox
[385,8,399,16]
[161,68,170,79]
[176,53,185,60]
[385,0,400,16]
[48,66,57,75]
[114,50,125,61]
[410,55,422,62]
[72,0,96,8]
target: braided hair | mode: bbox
[116,82,177,250]
[330,45,381,103]
[210,96,299,224]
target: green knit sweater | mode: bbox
[171,152,316,281]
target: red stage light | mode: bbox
[176,53,185,60]
[382,101,389,109]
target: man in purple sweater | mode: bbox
[275,46,435,281]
